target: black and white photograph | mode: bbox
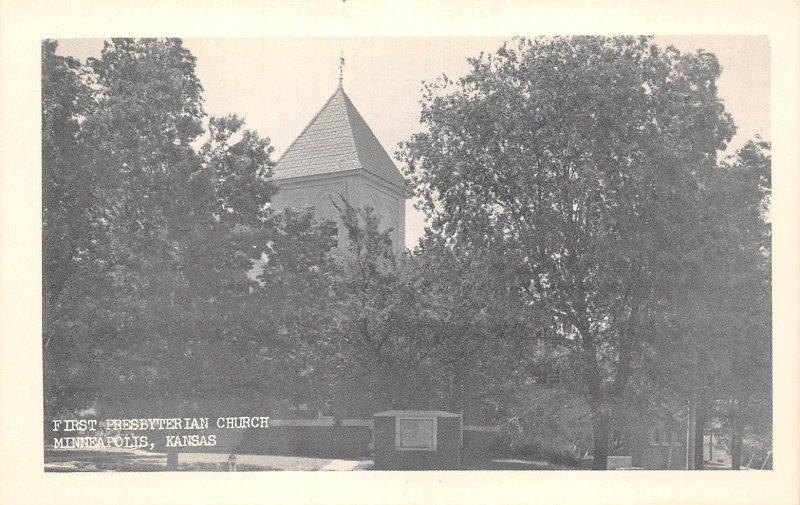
[40,34,772,472]
[1,1,799,504]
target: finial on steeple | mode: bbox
[338,52,345,87]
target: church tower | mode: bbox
[271,83,408,253]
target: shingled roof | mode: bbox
[273,85,406,189]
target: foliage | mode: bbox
[252,207,339,410]
[42,39,338,422]
[330,201,443,412]
[323,200,539,418]
[42,37,771,472]
[643,138,771,468]
[702,139,771,467]
[42,41,96,309]
[501,386,591,465]
[401,35,736,468]
[42,40,102,418]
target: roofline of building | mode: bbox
[274,88,342,167]
[274,85,408,191]
[274,167,412,199]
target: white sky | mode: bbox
[56,36,770,250]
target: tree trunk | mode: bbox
[731,417,744,470]
[166,447,179,470]
[709,430,713,462]
[667,432,675,469]
[686,398,695,469]
[447,368,465,414]
[575,318,609,471]
[591,408,610,470]
[460,371,466,417]
[447,374,456,412]
[694,405,705,470]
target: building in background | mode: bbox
[271,83,408,253]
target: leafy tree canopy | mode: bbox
[401,35,738,468]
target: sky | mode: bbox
[56,36,771,250]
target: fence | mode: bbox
[221,419,502,458]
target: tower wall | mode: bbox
[349,173,405,252]
[271,171,405,254]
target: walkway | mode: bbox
[178,452,366,471]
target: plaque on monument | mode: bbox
[373,410,461,470]
[396,416,436,450]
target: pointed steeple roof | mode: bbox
[274,86,406,189]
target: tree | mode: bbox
[645,138,771,469]
[322,199,538,422]
[408,232,540,422]
[716,140,771,469]
[75,38,207,417]
[700,139,771,469]
[42,40,96,311]
[252,206,339,412]
[42,38,348,428]
[330,202,442,412]
[400,36,735,469]
[83,38,204,248]
[44,39,274,420]
[42,40,99,419]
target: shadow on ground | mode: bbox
[461,452,571,470]
[45,448,573,472]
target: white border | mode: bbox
[1,1,798,505]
